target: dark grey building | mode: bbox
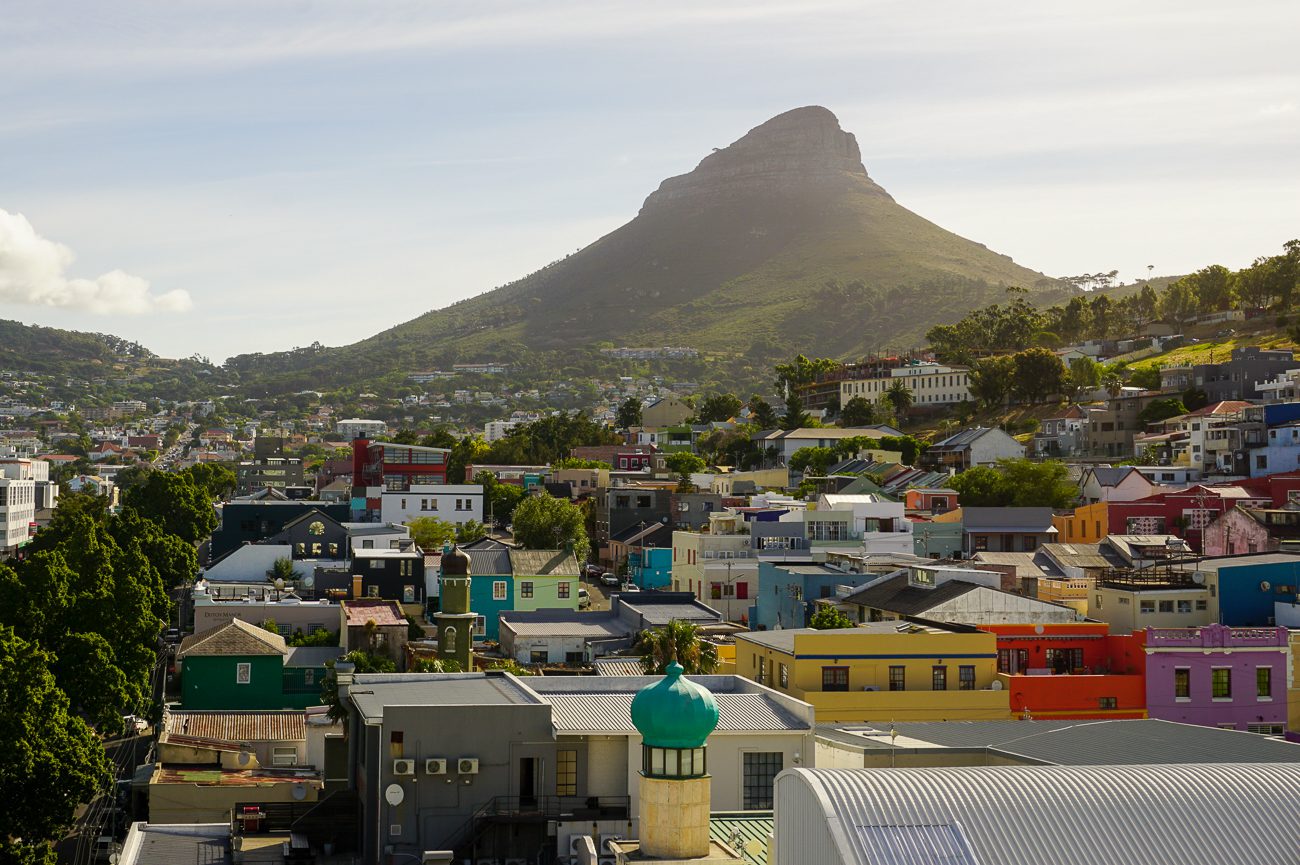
[1159,346,1297,402]
[594,486,672,563]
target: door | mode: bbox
[519,757,538,809]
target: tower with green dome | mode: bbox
[629,661,720,859]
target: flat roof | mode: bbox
[348,672,546,723]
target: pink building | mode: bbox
[1143,624,1289,735]
[1201,505,1300,556]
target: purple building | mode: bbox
[1144,624,1289,735]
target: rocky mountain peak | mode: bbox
[641,105,887,212]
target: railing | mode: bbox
[1147,625,1284,647]
[441,795,631,857]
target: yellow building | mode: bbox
[1053,502,1109,544]
[735,624,1010,723]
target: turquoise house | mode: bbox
[628,547,673,589]
[463,538,514,641]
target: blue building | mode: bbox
[750,561,880,630]
[462,538,515,641]
[627,547,673,589]
[1201,554,1300,626]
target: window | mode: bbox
[443,626,456,654]
[1098,697,1118,709]
[742,752,782,810]
[1196,599,1208,611]
[390,731,404,759]
[1158,600,1174,613]
[1140,600,1155,614]
[367,585,380,598]
[473,615,486,636]
[779,663,789,688]
[303,669,314,686]
[821,666,848,692]
[888,666,905,691]
[932,666,947,691]
[972,535,988,552]
[1257,667,1272,698]
[1212,668,1232,699]
[493,581,508,601]
[530,649,547,664]
[272,746,297,767]
[403,585,415,603]
[556,749,577,796]
[236,662,251,684]
[521,581,534,599]
[1174,668,1190,699]
[558,582,570,599]
[1045,648,1084,673]
[1176,599,1192,614]
[1247,723,1285,736]
[959,666,975,690]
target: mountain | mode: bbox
[230,106,1066,387]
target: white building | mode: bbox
[0,458,47,553]
[379,484,484,527]
[840,362,972,408]
[483,420,521,442]
[816,493,913,555]
[335,418,388,440]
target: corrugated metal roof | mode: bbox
[591,657,647,676]
[466,548,512,576]
[164,710,306,742]
[125,824,229,865]
[545,692,807,734]
[710,813,772,865]
[500,615,628,638]
[778,763,1300,865]
[509,549,581,576]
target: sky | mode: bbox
[2,1,1298,362]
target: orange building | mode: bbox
[1052,501,1109,544]
[981,623,1147,720]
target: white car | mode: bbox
[122,715,149,734]
[577,588,591,609]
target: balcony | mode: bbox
[1147,624,1286,648]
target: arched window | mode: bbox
[444,626,457,654]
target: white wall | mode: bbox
[203,544,294,582]
[380,484,484,526]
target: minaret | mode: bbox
[629,662,720,859]
[435,544,475,671]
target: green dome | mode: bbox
[630,662,719,748]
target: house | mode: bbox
[507,548,582,612]
[838,361,972,408]
[833,564,1081,626]
[350,544,426,609]
[335,418,388,440]
[349,439,450,520]
[1159,346,1298,402]
[925,426,1024,471]
[498,592,725,665]
[753,426,899,465]
[1190,552,1300,626]
[1082,389,1167,458]
[735,622,1010,722]
[209,500,351,561]
[190,583,340,638]
[378,483,484,527]
[982,623,1146,719]
[1107,484,1267,551]
[595,484,672,563]
[641,396,693,427]
[903,487,958,515]
[962,506,1058,553]
[176,619,340,710]
[462,537,514,640]
[671,514,758,623]
[1143,624,1290,734]
[772,763,1300,865]
[1079,465,1157,504]
[911,517,964,559]
[339,599,409,668]
[1089,563,1216,634]
[749,562,883,631]
[1051,501,1109,544]
[627,546,672,590]
[235,435,304,495]
[1202,505,1300,557]
[1031,404,1087,457]
[816,493,913,555]
[339,669,813,863]
[608,520,674,574]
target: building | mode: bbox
[176,619,340,710]
[1159,346,1298,402]
[903,487,959,515]
[0,457,40,553]
[433,547,475,671]
[462,537,514,640]
[1202,506,1300,556]
[627,546,673,589]
[1106,485,1264,551]
[378,483,484,526]
[752,426,898,465]
[962,507,1058,554]
[209,500,351,562]
[816,493,913,555]
[339,599,410,669]
[349,440,450,521]
[1079,465,1157,504]
[190,585,340,639]
[925,426,1024,470]
[772,763,1300,865]
[1192,552,1300,625]
[833,564,1080,626]
[1031,404,1088,457]
[750,562,881,631]
[839,361,972,408]
[1051,501,1110,544]
[736,623,1010,722]
[507,548,582,612]
[235,436,304,495]
[1082,389,1166,458]
[1144,624,1290,734]
[335,418,388,440]
[350,544,426,608]
[671,514,758,623]
[340,669,812,863]
[641,396,693,427]
[1090,563,1216,634]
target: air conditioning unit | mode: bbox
[600,834,625,854]
[425,758,447,775]
[458,757,480,775]
[569,836,594,855]
[392,759,415,776]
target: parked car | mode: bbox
[599,572,620,587]
[577,588,591,609]
[122,714,149,735]
[163,628,182,643]
[584,563,603,578]
[620,583,641,592]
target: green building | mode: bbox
[177,618,341,710]
[435,545,476,671]
[507,549,582,612]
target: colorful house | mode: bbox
[1052,501,1109,544]
[177,619,340,710]
[508,548,581,612]
[1143,624,1290,735]
[463,538,514,640]
[1202,506,1300,556]
[1194,553,1300,626]
[981,623,1146,720]
[735,623,1010,722]
[903,488,959,516]
[627,546,672,589]
[1107,485,1267,552]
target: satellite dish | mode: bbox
[384,784,405,806]
[303,574,315,588]
[291,783,307,801]
[1260,580,1271,591]
[237,751,252,767]
[1033,624,1045,635]
[990,680,1004,690]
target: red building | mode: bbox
[1106,485,1270,552]
[982,623,1147,720]
[350,439,450,518]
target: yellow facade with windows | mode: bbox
[1052,502,1110,544]
[735,625,1010,723]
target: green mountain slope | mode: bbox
[228,106,1065,387]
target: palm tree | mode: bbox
[883,380,914,421]
[1102,369,1126,398]
[636,620,720,674]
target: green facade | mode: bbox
[181,655,287,710]
[510,575,580,612]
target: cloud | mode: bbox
[0,208,191,314]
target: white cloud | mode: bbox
[0,208,191,314]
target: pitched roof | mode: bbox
[178,618,287,657]
[1084,466,1143,488]
[962,507,1057,532]
[508,549,581,576]
[466,547,512,576]
[163,710,306,742]
[928,426,1003,450]
[340,599,406,627]
[838,572,979,616]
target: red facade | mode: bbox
[1106,485,1269,552]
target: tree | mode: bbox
[1182,387,1209,412]
[410,657,462,673]
[809,607,854,630]
[616,397,643,429]
[968,356,1015,408]
[1102,367,1127,398]
[406,516,459,551]
[1138,398,1188,426]
[456,520,488,543]
[0,626,112,863]
[1068,356,1100,397]
[947,465,1007,507]
[779,393,811,430]
[476,471,526,527]
[1189,264,1235,312]
[695,393,743,423]
[289,627,337,647]
[121,471,217,544]
[636,620,719,674]
[184,463,237,500]
[747,395,778,430]
[1011,348,1067,404]
[878,435,924,466]
[882,380,914,419]
[511,492,590,562]
[839,396,880,427]
[949,459,1076,508]
[266,556,302,584]
[664,452,707,491]
[321,651,398,722]
[789,446,837,477]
